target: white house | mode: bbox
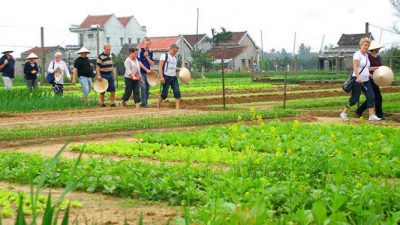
[207,31,261,71]
[69,14,146,58]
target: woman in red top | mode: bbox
[355,41,384,119]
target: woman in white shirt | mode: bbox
[340,37,380,121]
[121,48,150,108]
[47,52,71,96]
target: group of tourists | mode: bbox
[340,38,385,120]
[0,36,388,115]
[0,37,183,109]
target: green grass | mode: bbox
[0,88,97,113]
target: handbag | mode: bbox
[47,61,55,84]
[342,56,367,93]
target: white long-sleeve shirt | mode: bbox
[124,57,140,80]
[47,60,71,84]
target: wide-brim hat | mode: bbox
[369,41,384,51]
[147,71,159,87]
[179,68,191,84]
[1,50,13,54]
[77,47,90,54]
[94,79,109,93]
[26,53,39,59]
[373,66,394,86]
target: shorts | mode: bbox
[100,73,116,93]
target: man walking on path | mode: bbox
[158,44,182,109]
[138,37,155,107]
[96,44,116,107]
[72,47,93,103]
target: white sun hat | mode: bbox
[178,68,191,84]
[373,66,394,86]
[77,47,90,54]
[26,53,39,59]
[369,41,384,51]
[1,50,13,54]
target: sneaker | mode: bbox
[368,115,382,121]
[101,103,106,107]
[110,103,117,107]
[340,112,349,120]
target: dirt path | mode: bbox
[0,107,207,129]
[0,182,178,225]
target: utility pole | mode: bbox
[96,25,100,56]
[222,57,226,109]
[292,32,297,79]
[196,8,199,35]
[180,35,185,68]
[40,27,45,83]
[365,22,369,34]
[260,30,264,60]
[318,34,325,71]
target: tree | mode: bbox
[391,0,400,33]
[211,27,233,45]
[191,47,213,78]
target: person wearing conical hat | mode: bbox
[24,53,40,92]
[0,50,16,90]
[72,47,93,103]
[355,41,385,119]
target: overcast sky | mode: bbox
[1,0,399,57]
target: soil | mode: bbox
[0,182,179,225]
[0,107,207,129]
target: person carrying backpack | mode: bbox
[157,44,182,109]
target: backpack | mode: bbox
[162,52,169,76]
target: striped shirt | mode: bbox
[96,52,113,75]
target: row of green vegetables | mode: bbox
[0,108,297,141]
[0,189,82,218]
[63,121,400,223]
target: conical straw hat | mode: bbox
[94,79,109,93]
[147,71,159,87]
[369,41,384,51]
[373,66,394,86]
[77,47,90,54]
[178,68,191,84]
[26,53,39,59]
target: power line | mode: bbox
[369,23,400,36]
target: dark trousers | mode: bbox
[356,79,383,118]
[140,73,150,106]
[160,76,181,100]
[346,80,375,109]
[122,77,141,103]
[52,83,64,96]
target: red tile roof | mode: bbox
[21,46,59,56]
[118,16,133,27]
[183,34,207,47]
[207,46,247,59]
[137,36,180,51]
[79,15,112,29]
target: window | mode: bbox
[79,34,84,47]
[106,37,110,43]
[128,38,132,44]
[88,34,94,39]
[120,37,124,46]
[241,59,246,68]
